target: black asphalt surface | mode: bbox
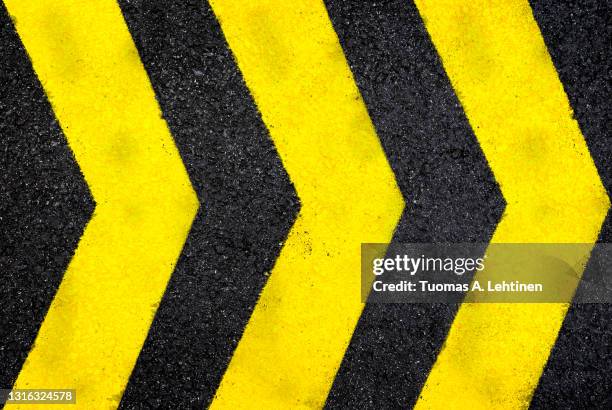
[1,0,610,408]
[0,3,94,391]
[117,1,298,408]
[324,1,503,408]
[530,1,612,408]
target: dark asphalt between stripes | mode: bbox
[324,0,504,408]
[529,0,612,408]
[0,4,94,391]
[117,1,298,408]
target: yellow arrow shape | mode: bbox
[413,0,609,408]
[6,1,199,408]
[207,0,404,408]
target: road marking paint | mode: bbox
[208,0,404,408]
[413,1,609,408]
[6,1,199,408]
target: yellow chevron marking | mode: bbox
[208,1,403,408]
[6,1,198,408]
[413,1,609,408]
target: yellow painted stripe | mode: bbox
[208,1,404,408]
[6,1,199,408]
[413,1,609,408]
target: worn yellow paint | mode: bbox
[413,1,609,408]
[208,0,404,408]
[6,0,198,408]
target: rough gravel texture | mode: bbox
[324,1,503,408]
[0,3,94,390]
[530,0,612,408]
[118,1,298,408]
